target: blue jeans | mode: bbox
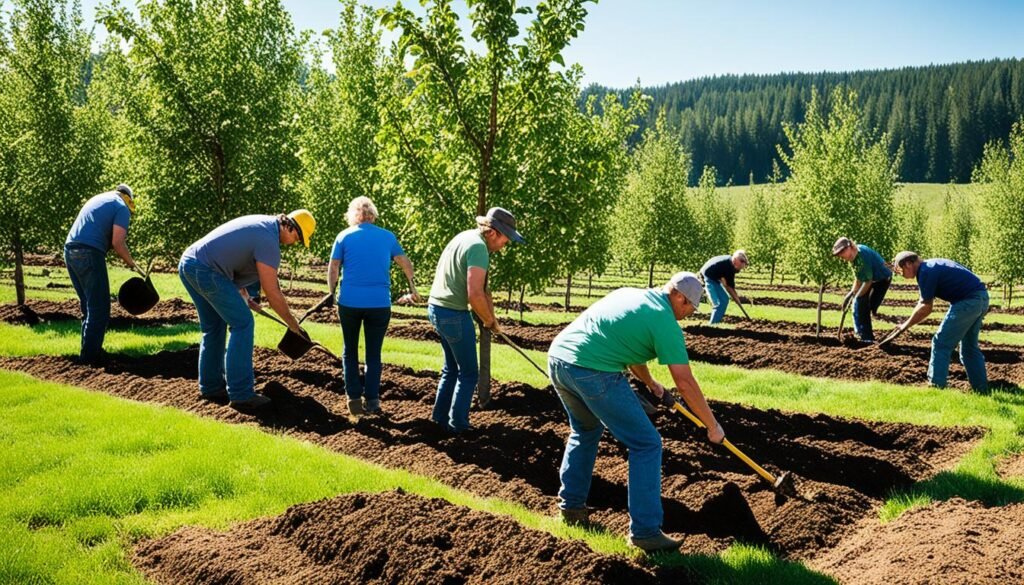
[929,290,989,391]
[853,278,891,342]
[64,244,110,362]
[706,279,729,324]
[548,356,664,539]
[427,304,478,432]
[178,256,256,400]
[338,305,391,402]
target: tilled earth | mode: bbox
[0,347,981,565]
[133,490,665,585]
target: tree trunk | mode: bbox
[648,261,655,288]
[815,280,826,337]
[1009,282,1014,308]
[518,285,526,323]
[13,230,26,306]
[769,261,776,285]
[564,273,572,312]
[588,272,593,298]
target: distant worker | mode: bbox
[427,207,524,434]
[891,252,989,391]
[832,237,892,343]
[548,272,725,553]
[700,250,749,324]
[327,196,420,417]
[178,210,315,410]
[64,184,141,365]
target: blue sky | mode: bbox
[79,0,1024,88]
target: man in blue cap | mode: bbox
[64,184,141,365]
[548,271,726,553]
[833,237,892,343]
[890,251,989,391]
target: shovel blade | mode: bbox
[773,472,798,498]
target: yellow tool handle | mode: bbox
[670,402,778,484]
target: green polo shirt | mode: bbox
[852,244,893,282]
[549,288,690,372]
[428,229,490,311]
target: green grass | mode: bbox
[0,370,829,584]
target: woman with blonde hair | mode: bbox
[328,196,419,415]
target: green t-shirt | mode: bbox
[852,244,893,283]
[549,288,690,372]
[428,229,490,311]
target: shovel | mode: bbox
[837,297,852,341]
[298,293,334,324]
[650,387,798,498]
[735,299,752,321]
[251,305,341,364]
[495,330,547,377]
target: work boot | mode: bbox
[229,394,271,411]
[199,388,228,401]
[559,507,590,527]
[363,398,382,415]
[629,531,683,553]
[348,399,364,416]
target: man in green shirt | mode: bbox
[427,207,524,434]
[833,237,893,342]
[548,272,726,552]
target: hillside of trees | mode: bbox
[583,59,1024,185]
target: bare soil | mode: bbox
[0,347,981,564]
[133,490,665,585]
[810,498,1024,585]
[0,298,195,327]
[996,452,1024,479]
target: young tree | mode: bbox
[377,0,600,402]
[97,0,304,257]
[973,119,1024,304]
[893,193,930,258]
[0,0,105,304]
[930,188,975,269]
[778,87,899,335]
[611,111,697,287]
[690,165,735,266]
[738,178,784,283]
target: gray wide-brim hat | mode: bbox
[832,236,853,256]
[669,271,702,311]
[476,206,525,244]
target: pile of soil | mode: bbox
[0,348,982,561]
[811,498,1024,584]
[997,453,1024,478]
[0,298,196,327]
[133,490,662,585]
[382,317,1024,390]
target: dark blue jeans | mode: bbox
[427,304,478,432]
[853,278,891,342]
[64,243,110,363]
[338,305,391,402]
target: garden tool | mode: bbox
[495,330,547,378]
[298,293,334,324]
[837,295,852,341]
[735,299,752,321]
[646,386,798,498]
[251,305,341,364]
[118,258,159,315]
[875,324,908,348]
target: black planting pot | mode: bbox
[117,276,160,315]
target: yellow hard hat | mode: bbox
[287,209,315,247]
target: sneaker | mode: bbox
[629,531,682,552]
[560,507,590,527]
[199,389,228,401]
[363,399,382,415]
[229,394,271,411]
[348,399,364,416]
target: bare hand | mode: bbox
[648,381,666,399]
[247,298,262,311]
[707,422,726,445]
[487,319,502,335]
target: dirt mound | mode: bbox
[811,498,1024,585]
[0,348,982,562]
[0,298,196,327]
[997,453,1024,478]
[133,490,662,585]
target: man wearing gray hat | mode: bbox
[890,251,989,391]
[832,237,892,343]
[427,207,525,434]
[547,272,726,553]
[64,184,141,365]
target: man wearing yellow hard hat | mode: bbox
[178,210,315,410]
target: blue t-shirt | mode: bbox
[331,223,405,309]
[917,259,986,304]
[183,215,281,288]
[853,244,893,282]
[65,192,131,252]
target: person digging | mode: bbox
[888,251,989,392]
[64,184,142,365]
[548,272,726,553]
[178,210,316,410]
[832,237,892,343]
[700,250,750,324]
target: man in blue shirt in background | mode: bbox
[833,237,893,342]
[890,251,989,391]
[64,184,141,365]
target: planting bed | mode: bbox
[0,298,195,327]
[0,347,981,566]
[133,490,661,585]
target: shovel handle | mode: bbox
[670,401,778,484]
[299,293,333,325]
[496,330,548,377]
[737,302,751,321]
